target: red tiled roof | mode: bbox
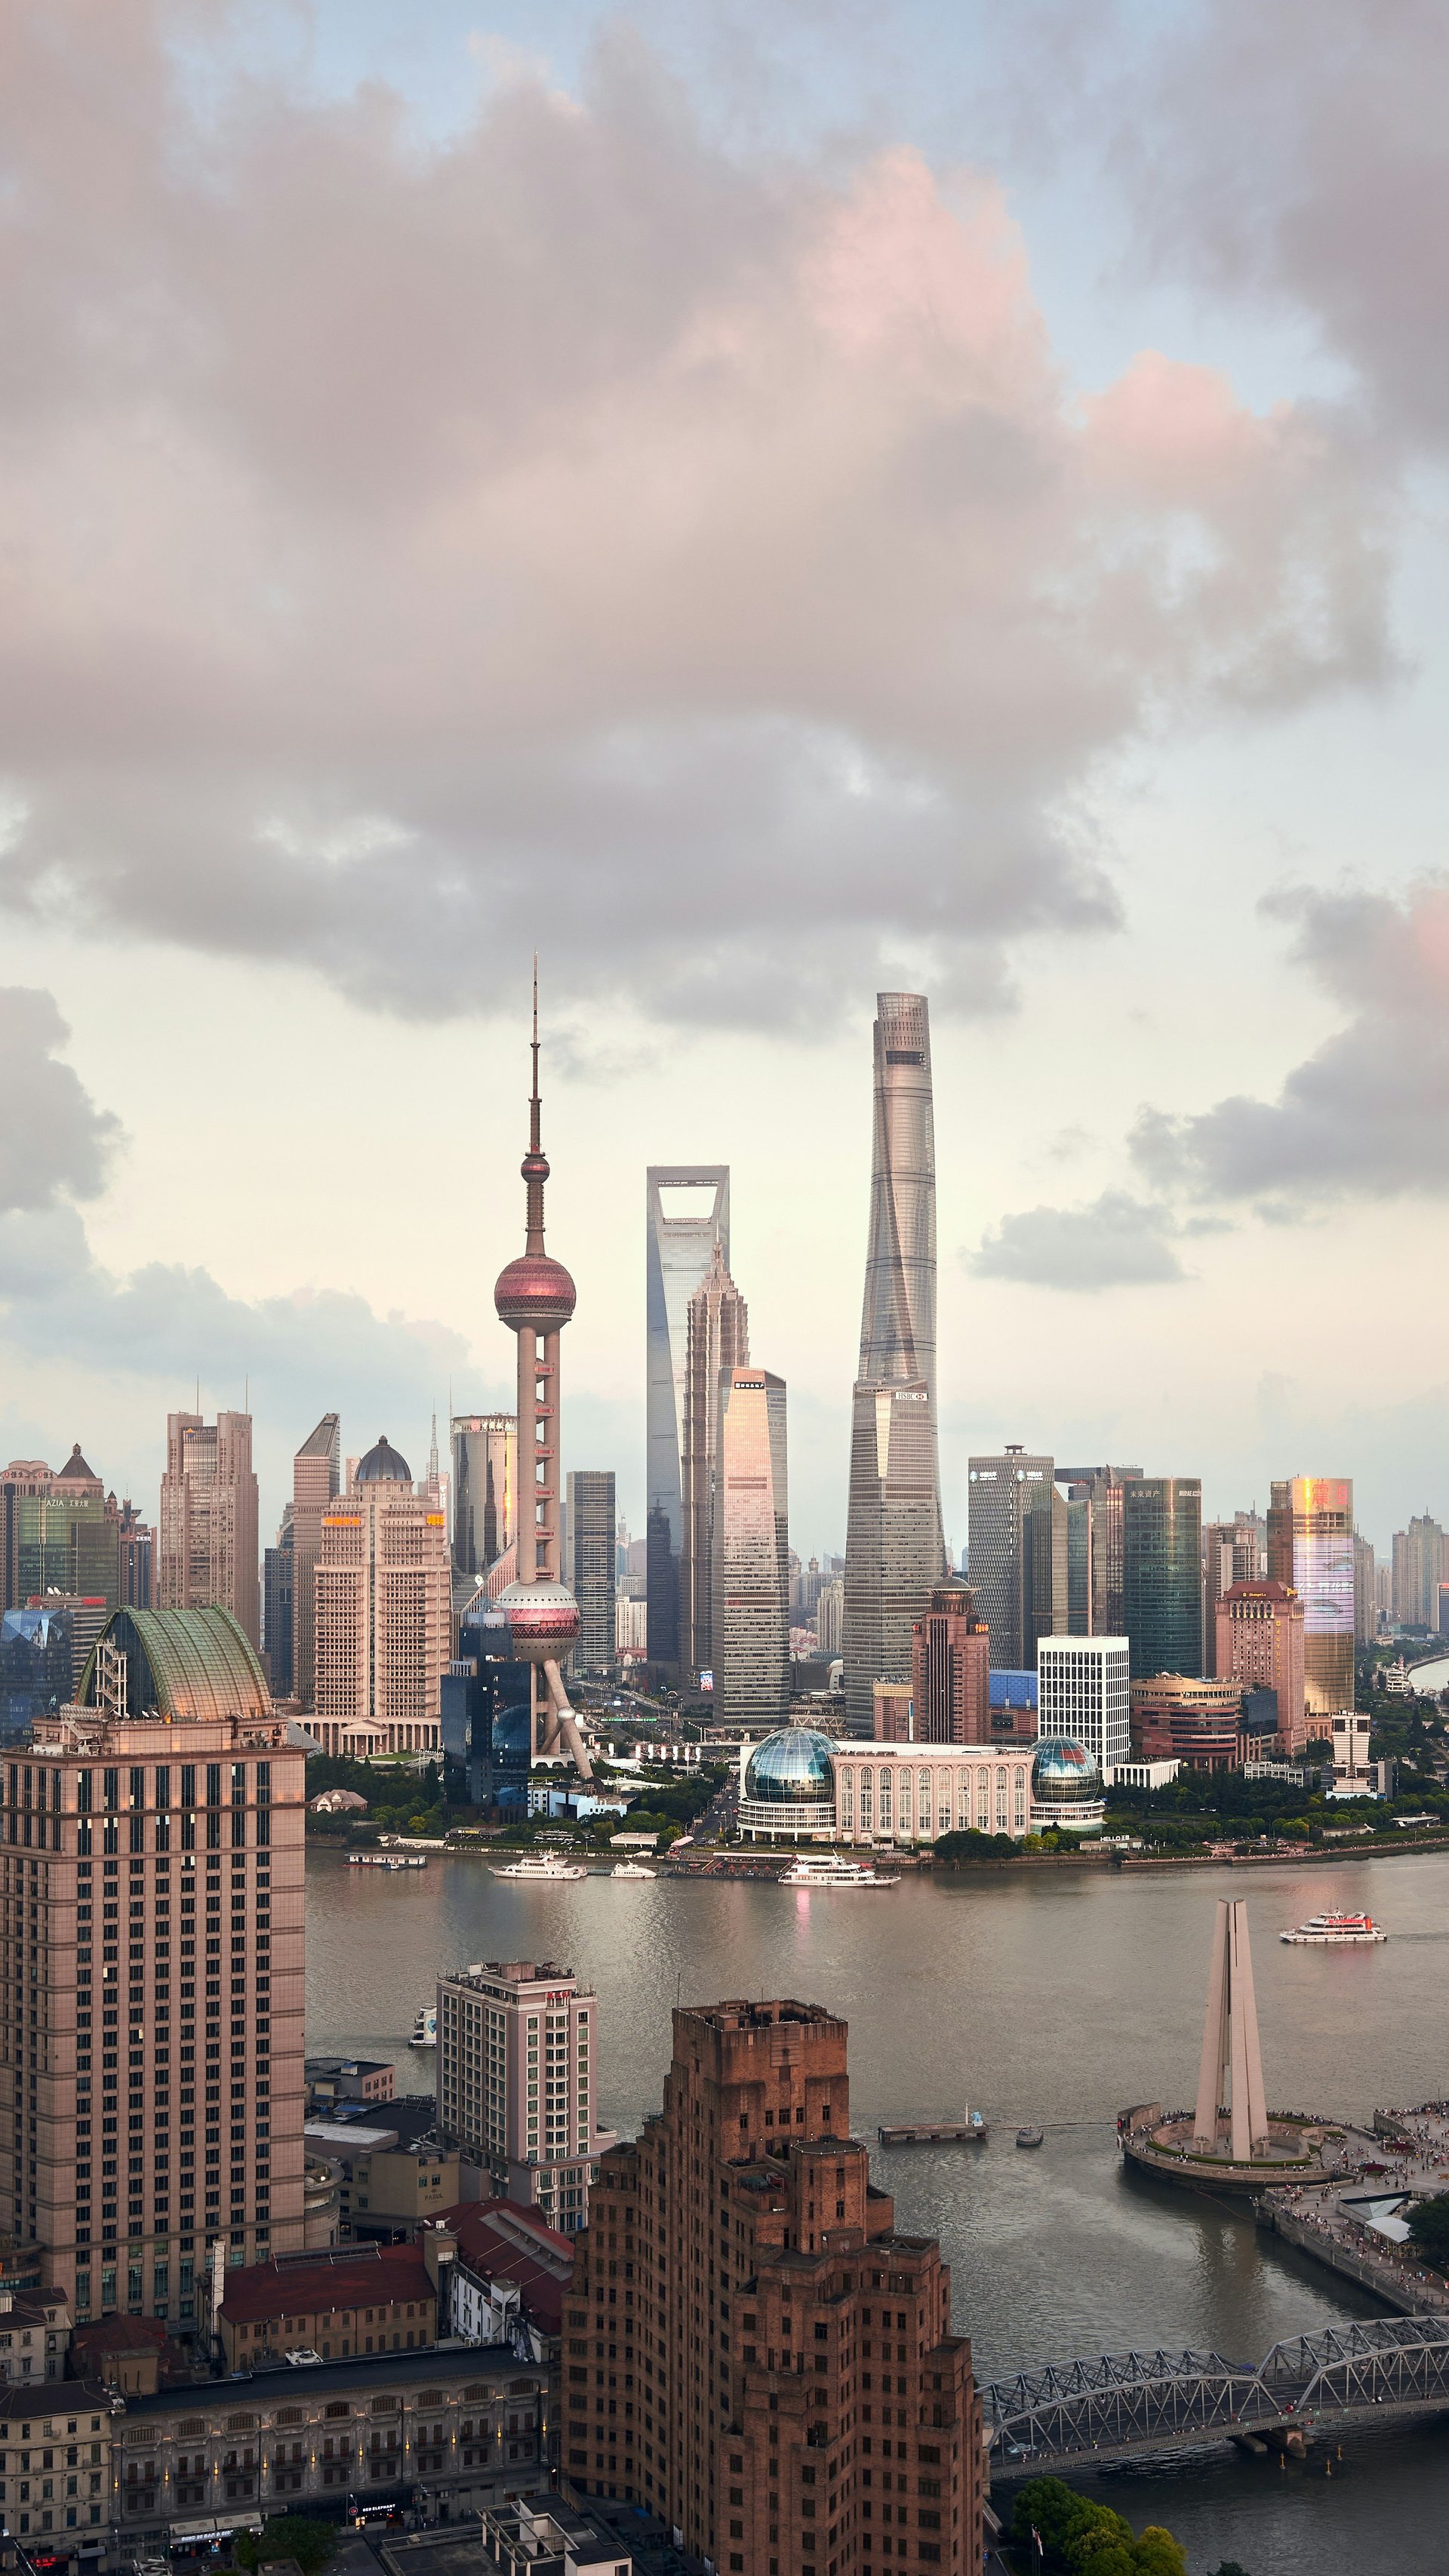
[434,2199,574,2337]
[72,2316,169,2359]
[219,2243,433,2326]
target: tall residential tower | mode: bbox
[158,1411,260,1647]
[843,994,945,1735]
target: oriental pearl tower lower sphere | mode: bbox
[492,976,593,1777]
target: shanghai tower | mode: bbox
[843,993,946,1736]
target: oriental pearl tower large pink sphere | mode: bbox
[492,969,592,1774]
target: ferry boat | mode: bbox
[491,1849,588,1882]
[346,1853,429,1870]
[779,1851,900,1889]
[410,2006,437,2048]
[611,1859,656,1879]
[1281,1910,1387,1945]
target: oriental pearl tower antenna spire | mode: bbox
[493,963,593,1777]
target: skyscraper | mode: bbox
[1352,1531,1378,1647]
[263,1511,294,1697]
[1121,1476,1203,1679]
[566,1471,617,1674]
[1392,1514,1448,1628]
[843,994,945,1734]
[911,1580,991,1743]
[288,1412,340,1710]
[2,1451,118,1616]
[314,1438,451,1752]
[681,1240,749,1680]
[562,1997,983,2574]
[157,1411,260,1646]
[966,1449,1063,1670]
[435,1959,612,2236]
[1215,1580,1306,1753]
[114,1498,153,1611]
[493,980,591,1774]
[645,1165,730,1674]
[1267,1477,1354,1728]
[712,1368,790,1723]
[1037,1635,1131,1776]
[451,1414,518,1580]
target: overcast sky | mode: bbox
[3,0,1448,1561]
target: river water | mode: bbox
[306,1847,1449,2571]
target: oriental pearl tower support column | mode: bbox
[493,974,593,1780]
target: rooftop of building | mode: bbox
[0,2384,115,2431]
[438,2199,574,2334]
[120,2344,546,2421]
[444,1959,578,1991]
[356,1435,412,1485]
[57,1445,98,1482]
[304,2057,392,2081]
[76,1603,272,1725]
[217,2240,435,2325]
[681,1999,844,2036]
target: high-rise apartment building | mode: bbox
[844,994,945,1734]
[115,1500,154,1611]
[562,1997,983,2575]
[646,1167,731,1675]
[814,1577,844,1657]
[288,1414,340,1710]
[712,1370,790,1725]
[911,1583,991,1743]
[1122,1478,1202,1680]
[1202,1513,1266,1673]
[263,1514,294,1699]
[567,1472,617,1674]
[1267,1478,1354,1728]
[158,1413,260,1648]
[435,1959,611,2236]
[2,1451,118,1617]
[1037,1636,1131,1776]
[314,1438,450,1752]
[1353,1533,1378,1647]
[1214,1580,1306,1753]
[0,1604,303,2333]
[681,1242,750,1681]
[452,1414,518,1580]
[966,1450,1064,1670]
[1392,1515,1448,1629]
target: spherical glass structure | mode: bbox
[743,1728,836,1808]
[1032,1737,1103,1802]
[494,1577,581,1663]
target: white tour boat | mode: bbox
[410,2005,437,2048]
[1281,1910,1387,1945]
[779,1851,900,1889]
[346,1853,428,1870]
[491,1849,588,1882]
[611,1859,656,1879]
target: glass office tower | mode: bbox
[1268,1476,1354,1728]
[1121,1476,1203,1679]
[645,1166,729,1674]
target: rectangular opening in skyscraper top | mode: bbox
[655,1185,721,1220]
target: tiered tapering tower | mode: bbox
[492,975,592,1777]
[842,993,946,1735]
[680,1239,750,1681]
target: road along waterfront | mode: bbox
[306,1844,1449,2571]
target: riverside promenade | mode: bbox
[1257,2101,1449,2314]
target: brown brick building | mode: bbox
[562,1999,983,2576]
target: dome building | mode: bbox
[737,1726,838,1842]
[1031,1736,1106,1836]
[312,1436,450,1755]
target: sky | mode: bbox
[4,0,1449,1562]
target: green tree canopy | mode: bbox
[1407,2193,1449,2269]
[233,2517,337,2575]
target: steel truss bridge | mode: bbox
[982,2314,1449,2470]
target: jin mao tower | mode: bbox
[843,993,945,1735]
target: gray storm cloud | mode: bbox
[971,1190,1186,1291]
[0,1,1392,1029]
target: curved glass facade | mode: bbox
[743,1728,835,1807]
[79,1605,272,1722]
[1031,1734,1105,1836]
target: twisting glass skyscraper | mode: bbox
[645,1167,730,1675]
[844,993,946,1736]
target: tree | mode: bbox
[234,2518,337,2575]
[1011,2479,1186,2576]
[934,1829,1019,1864]
[1407,2193,1449,2270]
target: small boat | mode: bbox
[347,1853,429,1870]
[1016,2125,1044,2149]
[611,1860,656,1879]
[779,1851,900,1889]
[410,2006,437,2048]
[1281,1910,1387,1945]
[491,1849,588,1882]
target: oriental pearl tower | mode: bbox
[492,971,594,1778]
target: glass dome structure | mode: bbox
[743,1728,836,1807]
[1031,1736,1105,1836]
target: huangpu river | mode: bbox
[306,1846,1449,2573]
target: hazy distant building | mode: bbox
[1203,1513,1266,1672]
[843,994,945,1731]
[1,1448,118,1615]
[1353,1532,1378,1647]
[158,1409,260,1645]
[646,1166,730,1674]
[711,1368,789,1724]
[1268,1476,1354,1729]
[1214,1578,1306,1753]
[1038,1635,1131,1777]
[968,1449,1064,1669]
[911,1581,991,1743]
[680,1241,749,1681]
[263,1512,295,1698]
[1392,1514,1448,1629]
[567,1470,617,1673]
[289,1411,340,1708]
[1122,1477,1202,1679]
[452,1413,517,1580]
[314,1436,449,1752]
[814,1575,844,1657]
[1065,1494,1093,1633]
